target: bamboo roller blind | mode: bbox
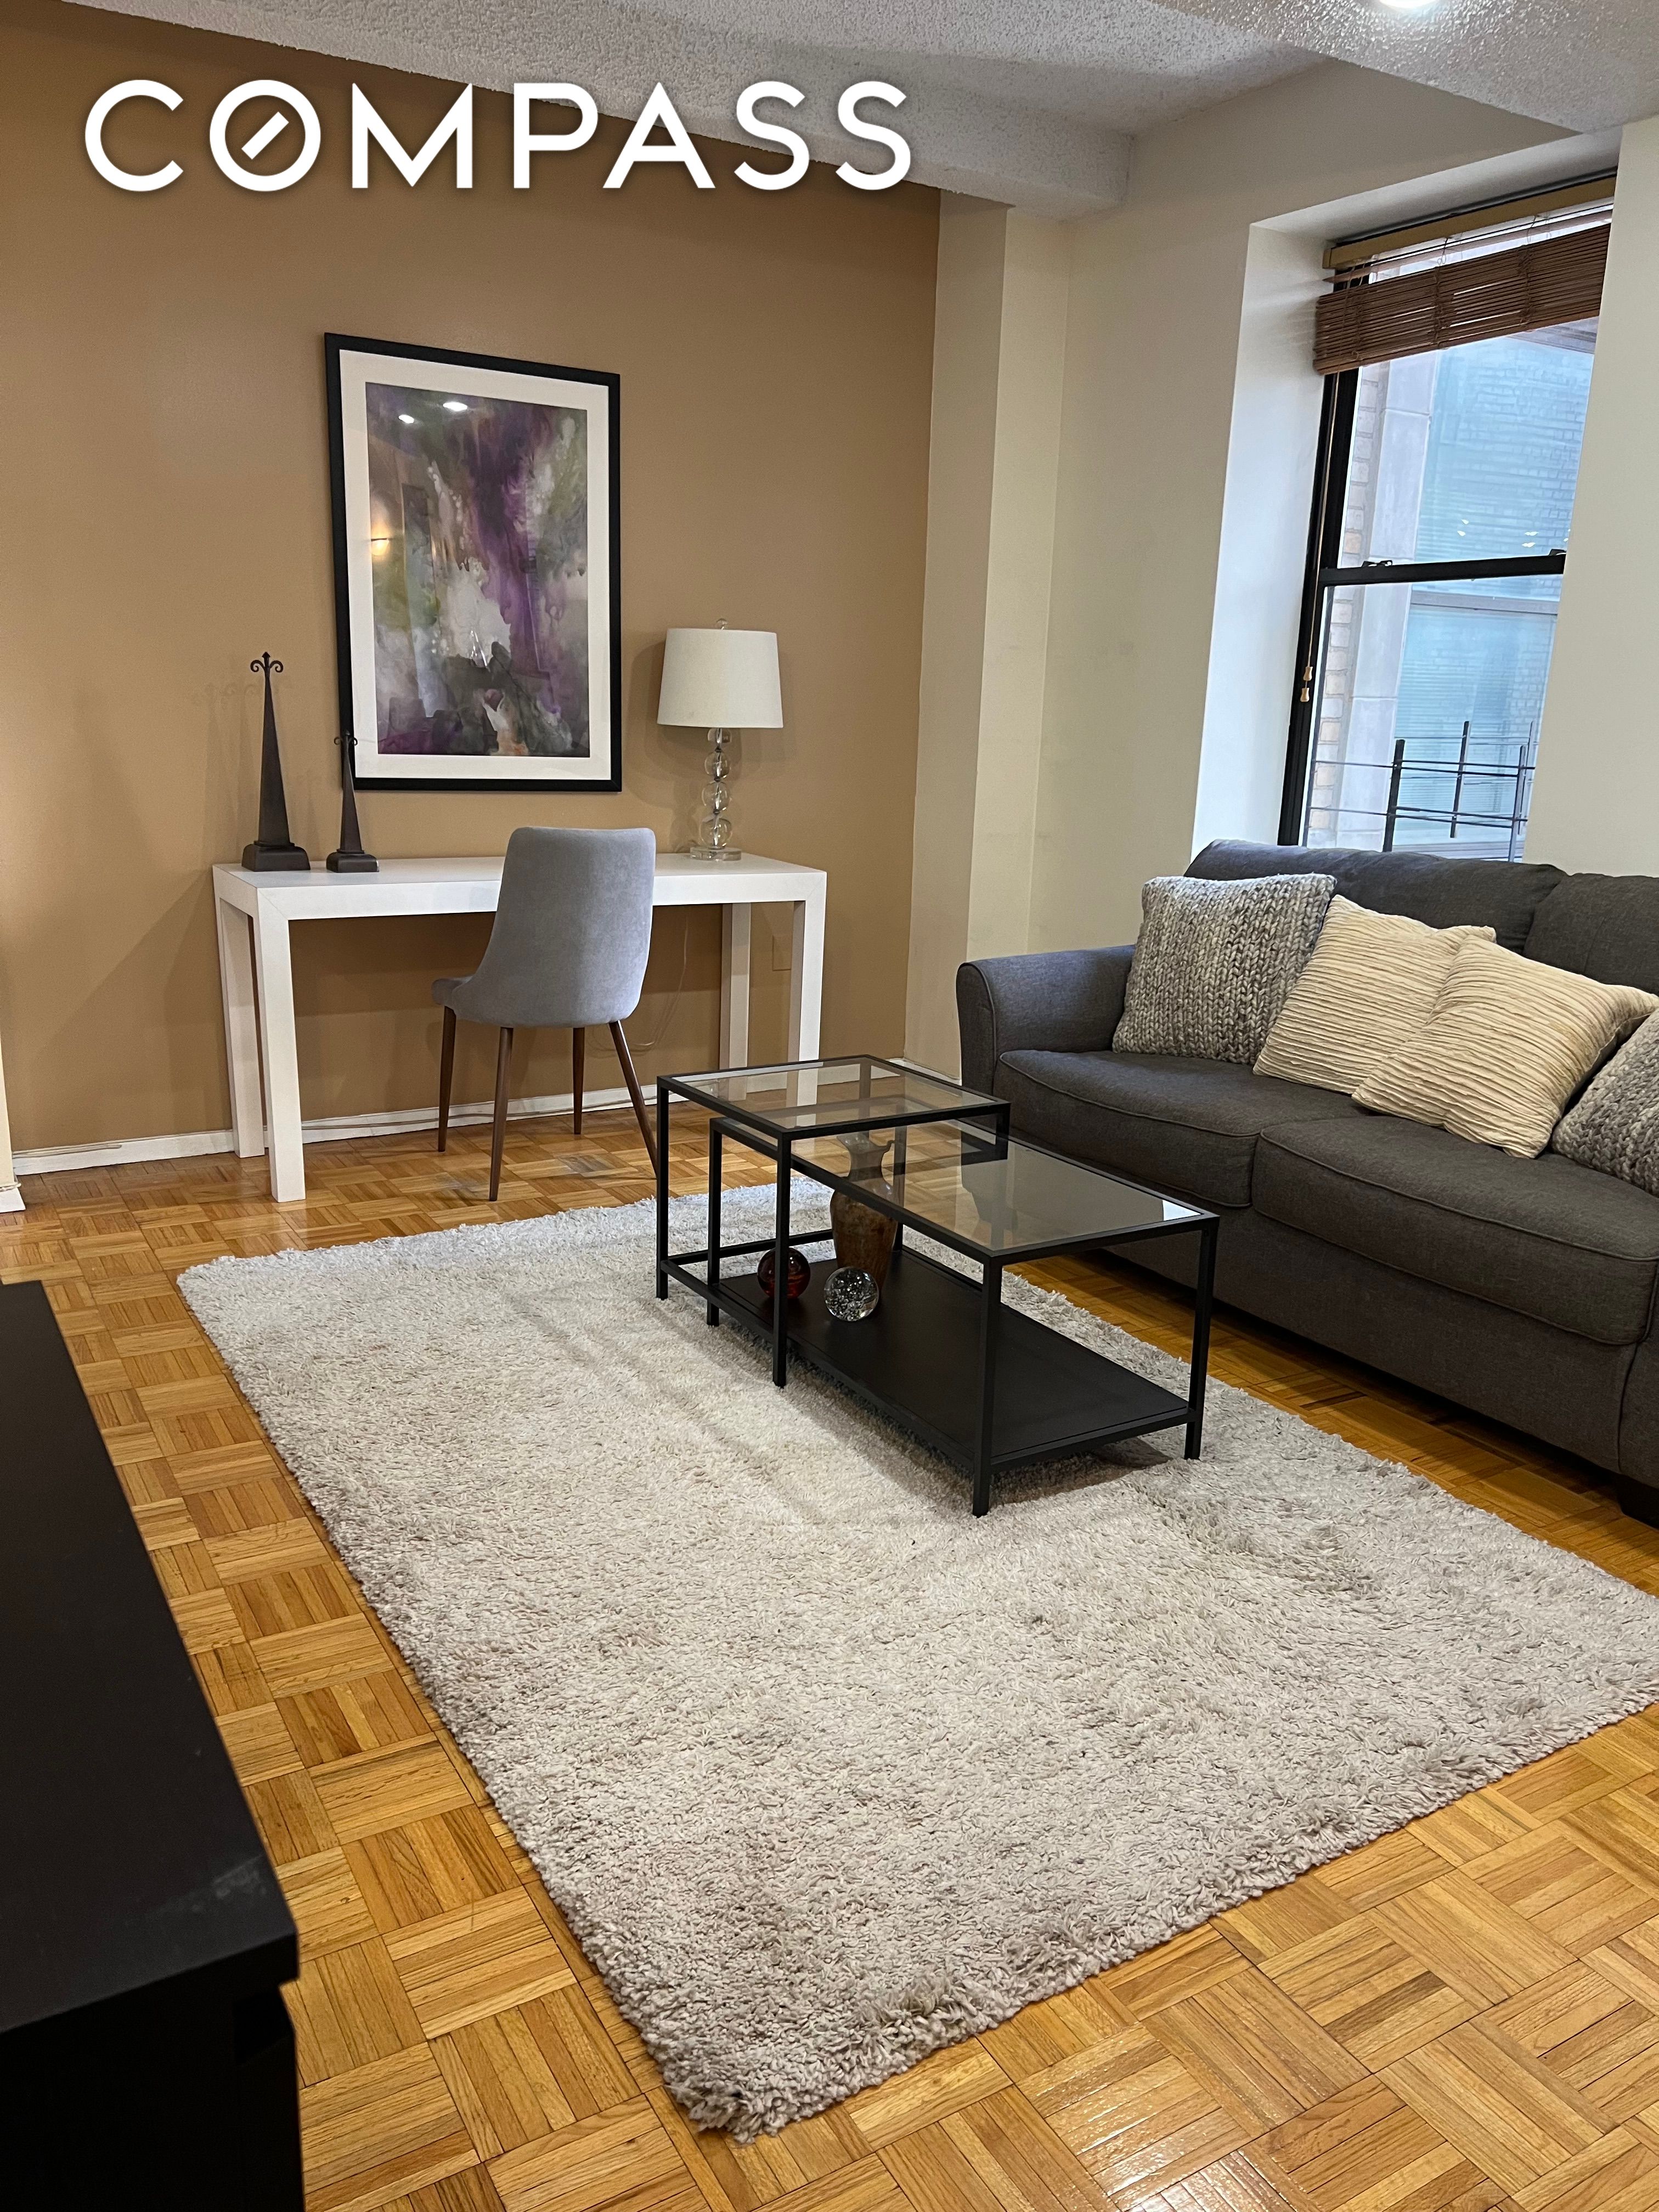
[1313,221,1609,377]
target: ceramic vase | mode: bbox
[830,1133,898,1302]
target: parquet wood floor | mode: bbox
[10,1105,1659,2212]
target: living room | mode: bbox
[5,0,1659,2205]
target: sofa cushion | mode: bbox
[1255,1115,1659,1345]
[1188,840,1564,952]
[996,1049,1366,1210]
[1525,874,1659,995]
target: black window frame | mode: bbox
[1277,358,1569,848]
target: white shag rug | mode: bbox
[182,1187,1659,2140]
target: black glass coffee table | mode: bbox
[655,1057,1218,1516]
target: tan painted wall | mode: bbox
[0,0,936,1153]
[1527,114,1659,876]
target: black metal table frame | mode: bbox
[654,1057,1011,1341]
[654,1062,1219,1515]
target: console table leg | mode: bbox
[216,898,264,1159]
[719,905,751,1068]
[253,911,305,1203]
[1186,1218,1218,1459]
[973,1259,1002,1516]
[787,891,825,1060]
[707,1120,723,1327]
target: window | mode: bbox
[1282,190,1609,857]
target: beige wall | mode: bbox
[1031,65,1573,955]
[903,65,1578,1052]
[1527,114,1659,875]
[0,0,937,1154]
[1188,218,1329,857]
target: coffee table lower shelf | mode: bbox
[699,1246,1193,1484]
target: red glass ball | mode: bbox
[757,1246,811,1301]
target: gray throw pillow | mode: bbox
[1552,1014,1659,1194]
[1114,872,1336,1065]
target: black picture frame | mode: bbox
[324,332,623,793]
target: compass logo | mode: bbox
[83,77,911,194]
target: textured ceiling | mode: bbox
[72,0,1659,211]
[1165,0,1659,135]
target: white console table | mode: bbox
[212,852,827,1203]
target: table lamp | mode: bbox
[657,624,782,862]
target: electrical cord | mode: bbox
[630,910,693,1051]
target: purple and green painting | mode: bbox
[366,381,590,759]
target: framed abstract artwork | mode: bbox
[325,334,621,792]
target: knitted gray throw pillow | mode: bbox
[1114,872,1337,1065]
[1552,1013,1659,1195]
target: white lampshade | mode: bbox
[657,627,783,729]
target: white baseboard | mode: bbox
[12,1127,234,1176]
[891,1053,962,1085]
[12,1085,635,1181]
[284,1085,633,1149]
[0,1183,24,1213]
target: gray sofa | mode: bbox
[957,840,1659,1520]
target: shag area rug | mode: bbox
[182,1187,1659,2138]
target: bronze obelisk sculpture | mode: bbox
[326,731,378,873]
[241,652,311,872]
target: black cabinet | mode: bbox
[0,1280,301,2207]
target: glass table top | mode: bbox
[792,1121,1210,1259]
[669,1056,1003,1136]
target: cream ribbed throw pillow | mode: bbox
[1254,897,1496,1094]
[1352,936,1658,1159]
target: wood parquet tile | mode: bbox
[1251,2076,1502,2212]
[1262,1914,1481,2070]
[12,1104,1659,2211]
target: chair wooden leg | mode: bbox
[571,1027,584,1137]
[436,1006,456,1153]
[610,1022,658,1177]
[489,1027,514,1201]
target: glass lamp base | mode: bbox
[690,726,741,863]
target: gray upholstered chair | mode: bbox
[433,826,658,1199]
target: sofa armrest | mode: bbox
[956,946,1135,1093]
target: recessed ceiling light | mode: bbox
[442,400,468,413]
[1376,0,1440,10]
[398,413,416,424]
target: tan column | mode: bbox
[904,200,1071,1076]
